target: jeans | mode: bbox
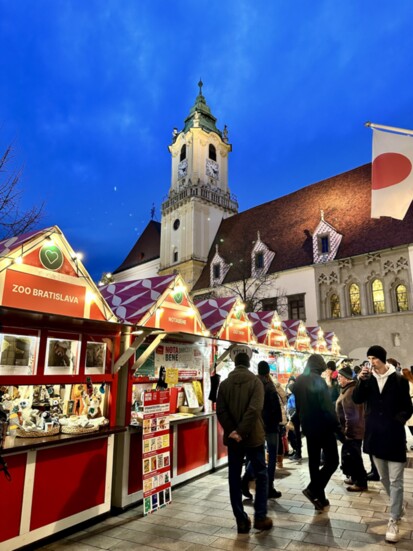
[373,456,405,520]
[341,439,367,487]
[246,431,278,487]
[228,442,268,523]
[306,430,339,499]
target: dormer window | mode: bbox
[320,235,329,254]
[209,144,216,161]
[210,246,230,286]
[213,263,221,279]
[180,144,186,162]
[255,252,264,269]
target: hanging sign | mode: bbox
[142,390,171,515]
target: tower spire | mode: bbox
[198,79,203,95]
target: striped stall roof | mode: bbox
[248,311,274,343]
[101,274,176,324]
[0,227,55,258]
[306,326,328,353]
[282,319,312,351]
[324,331,341,355]
[195,297,237,336]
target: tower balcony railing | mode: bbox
[161,181,238,215]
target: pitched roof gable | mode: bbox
[113,220,161,274]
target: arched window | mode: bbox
[330,294,340,318]
[396,284,408,311]
[173,250,178,263]
[180,144,186,162]
[209,144,216,161]
[372,279,385,314]
[349,283,361,316]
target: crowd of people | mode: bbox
[216,345,413,544]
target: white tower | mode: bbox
[159,81,238,289]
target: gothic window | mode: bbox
[213,263,221,280]
[288,294,306,321]
[209,144,216,161]
[349,283,361,316]
[330,294,340,318]
[255,252,264,269]
[396,284,408,311]
[173,250,178,263]
[372,279,385,314]
[180,144,186,162]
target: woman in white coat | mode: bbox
[402,366,413,450]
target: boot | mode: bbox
[276,454,283,469]
[241,474,253,499]
[268,486,282,499]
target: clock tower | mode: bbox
[159,81,238,289]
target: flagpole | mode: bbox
[365,121,413,137]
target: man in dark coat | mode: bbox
[242,360,283,499]
[336,365,367,492]
[216,352,273,533]
[353,345,413,544]
[293,354,342,510]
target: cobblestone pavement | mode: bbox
[37,440,413,551]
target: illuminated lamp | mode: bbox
[14,256,23,264]
[86,291,96,303]
[72,252,84,261]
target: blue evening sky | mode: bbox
[1,1,413,280]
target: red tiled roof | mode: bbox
[113,220,161,274]
[193,164,413,289]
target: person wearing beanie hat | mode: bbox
[353,345,413,543]
[216,353,273,533]
[242,360,283,500]
[293,354,343,511]
[336,366,367,492]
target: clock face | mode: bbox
[178,159,188,179]
[206,158,219,179]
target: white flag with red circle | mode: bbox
[371,128,413,220]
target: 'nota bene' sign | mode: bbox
[2,270,86,317]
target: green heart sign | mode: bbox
[39,244,64,271]
[172,291,183,304]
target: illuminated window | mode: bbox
[288,294,305,320]
[209,144,216,161]
[180,144,186,162]
[349,283,361,316]
[330,294,340,318]
[372,279,385,314]
[396,284,408,311]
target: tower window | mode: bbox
[349,283,361,316]
[180,144,186,162]
[320,235,330,254]
[173,219,180,230]
[330,294,340,318]
[396,284,408,311]
[209,144,216,161]
[213,263,221,279]
[255,252,264,269]
[372,279,385,314]
[173,250,178,263]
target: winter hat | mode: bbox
[326,360,336,371]
[306,354,327,373]
[258,361,270,375]
[338,365,353,380]
[235,352,250,368]
[366,345,387,364]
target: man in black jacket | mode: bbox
[353,345,413,544]
[293,354,342,510]
[241,361,283,499]
[217,352,273,533]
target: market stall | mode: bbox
[306,325,329,354]
[102,274,215,509]
[0,226,124,551]
[324,331,341,357]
